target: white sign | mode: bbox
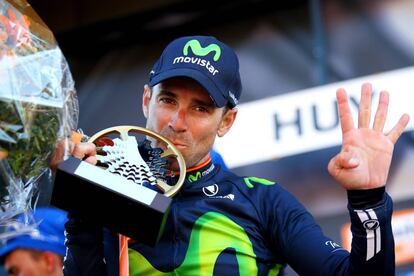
[215,67,414,168]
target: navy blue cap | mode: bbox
[149,35,242,108]
[0,207,67,261]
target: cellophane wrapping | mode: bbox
[0,0,78,239]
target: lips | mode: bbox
[159,130,189,150]
[171,141,187,150]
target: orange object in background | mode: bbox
[0,150,7,160]
[71,131,83,144]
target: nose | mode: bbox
[169,109,187,132]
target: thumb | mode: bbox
[83,155,98,165]
[329,151,360,172]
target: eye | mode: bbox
[194,105,209,113]
[159,97,175,105]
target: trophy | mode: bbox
[51,125,186,246]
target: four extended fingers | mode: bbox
[338,83,410,144]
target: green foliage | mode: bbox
[0,99,61,205]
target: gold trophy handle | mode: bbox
[88,125,186,197]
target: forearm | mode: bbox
[345,189,395,275]
[280,187,394,275]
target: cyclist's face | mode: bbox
[142,77,236,169]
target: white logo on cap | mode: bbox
[173,56,219,76]
[229,91,238,105]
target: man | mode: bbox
[64,35,410,275]
[0,207,67,276]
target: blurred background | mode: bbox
[23,0,414,274]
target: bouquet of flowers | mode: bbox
[0,0,78,224]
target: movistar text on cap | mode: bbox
[173,56,219,75]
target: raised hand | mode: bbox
[328,83,410,190]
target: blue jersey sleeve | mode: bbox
[259,184,394,275]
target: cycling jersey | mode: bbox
[63,158,394,276]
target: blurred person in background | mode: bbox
[0,207,67,276]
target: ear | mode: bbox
[217,108,238,137]
[142,84,151,118]
[41,251,61,273]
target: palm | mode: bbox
[331,128,393,189]
[328,83,409,190]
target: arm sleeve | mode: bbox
[63,214,108,276]
[264,185,394,276]
[344,192,394,275]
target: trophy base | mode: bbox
[51,157,171,246]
